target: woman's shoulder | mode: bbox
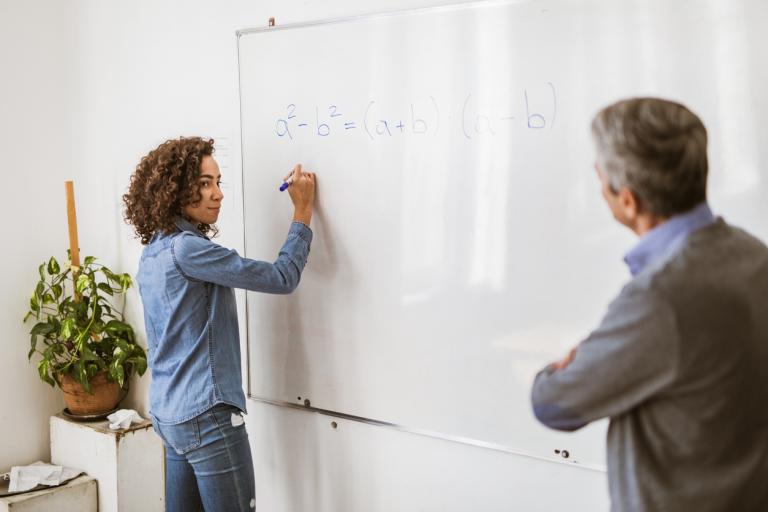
[171,229,226,263]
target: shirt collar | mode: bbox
[624,202,715,276]
[174,217,207,238]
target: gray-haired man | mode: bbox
[531,98,768,511]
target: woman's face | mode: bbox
[183,155,223,225]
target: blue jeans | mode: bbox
[152,403,255,511]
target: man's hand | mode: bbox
[551,346,577,370]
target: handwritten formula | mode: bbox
[274,82,557,141]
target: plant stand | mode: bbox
[49,413,164,512]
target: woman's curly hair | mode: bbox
[123,136,218,244]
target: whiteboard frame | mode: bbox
[236,0,529,37]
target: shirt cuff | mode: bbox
[289,221,313,244]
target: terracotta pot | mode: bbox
[57,370,121,415]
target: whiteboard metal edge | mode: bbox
[235,32,254,399]
[249,394,606,473]
[236,0,531,36]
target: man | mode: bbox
[531,98,768,511]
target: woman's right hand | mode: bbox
[286,164,316,225]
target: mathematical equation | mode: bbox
[273,82,557,141]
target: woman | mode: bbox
[122,136,315,511]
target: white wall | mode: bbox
[2,1,609,509]
[0,0,76,471]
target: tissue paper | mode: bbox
[107,409,145,430]
[6,462,83,494]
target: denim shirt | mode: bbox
[137,218,312,423]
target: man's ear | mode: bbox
[617,186,640,222]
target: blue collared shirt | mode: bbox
[624,202,716,276]
[137,218,312,423]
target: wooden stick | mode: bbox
[65,181,81,291]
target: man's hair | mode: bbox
[591,98,708,217]
[123,136,216,244]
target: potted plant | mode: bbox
[23,253,147,416]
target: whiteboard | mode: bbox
[238,0,768,468]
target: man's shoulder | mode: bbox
[689,218,767,250]
[633,219,768,293]
[671,219,767,269]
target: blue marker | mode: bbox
[279,176,294,192]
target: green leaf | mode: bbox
[38,263,46,281]
[84,256,96,267]
[75,274,91,294]
[60,317,76,340]
[29,294,40,313]
[97,282,114,296]
[29,333,38,358]
[52,284,63,300]
[74,299,88,320]
[42,293,54,304]
[127,356,148,376]
[74,330,90,352]
[81,346,100,362]
[110,361,125,389]
[113,342,130,363]
[105,320,132,338]
[86,363,99,379]
[48,256,60,275]
[36,282,45,298]
[37,360,55,387]
[73,361,90,393]
[96,336,115,350]
[91,320,105,334]
[119,274,133,291]
[30,322,55,336]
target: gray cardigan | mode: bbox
[532,219,768,511]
